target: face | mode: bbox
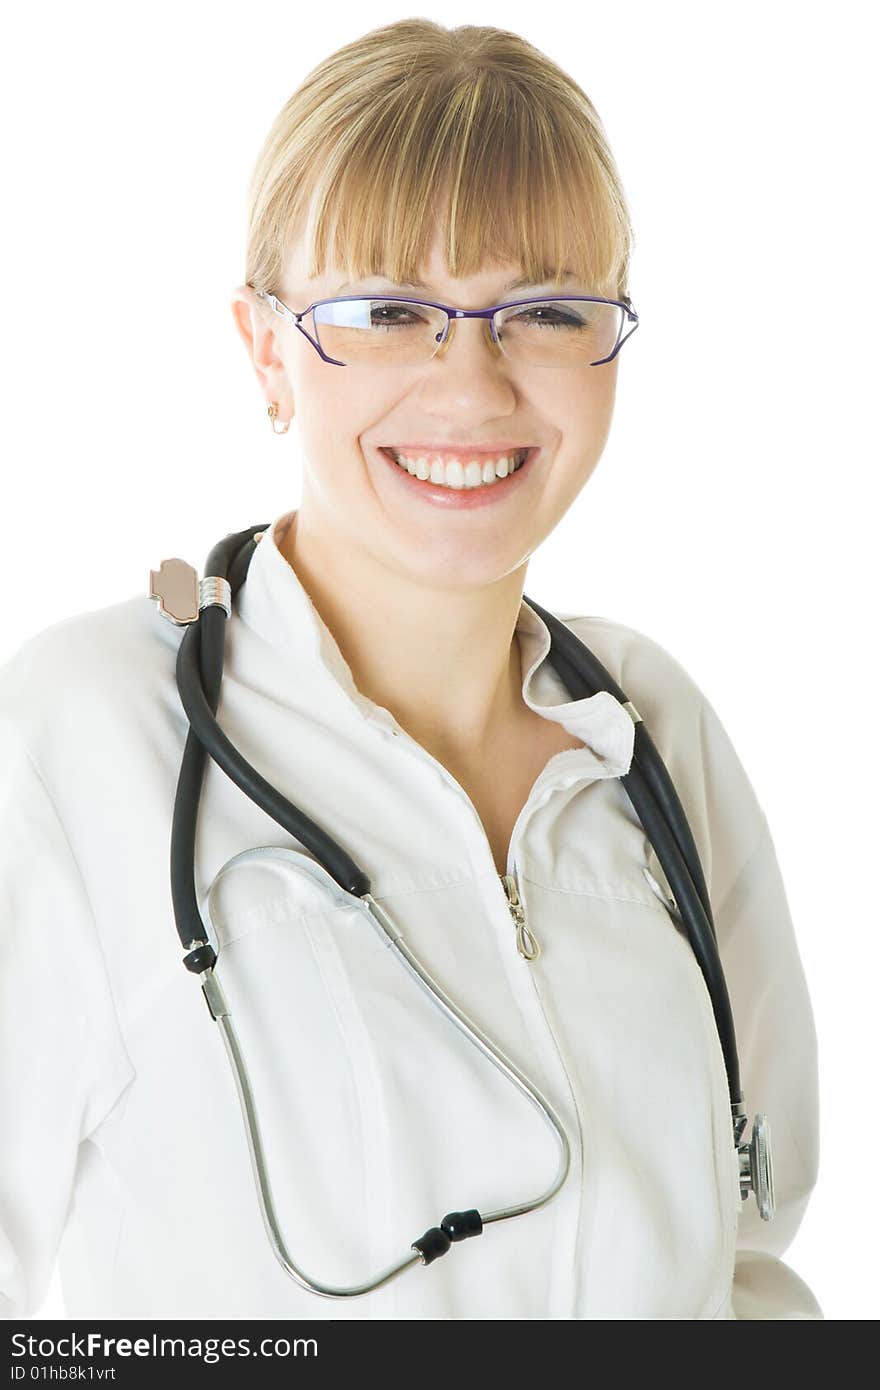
[232,226,620,592]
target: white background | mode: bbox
[3,0,877,1320]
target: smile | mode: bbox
[380,446,531,490]
[377,445,539,510]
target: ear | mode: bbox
[230,285,295,420]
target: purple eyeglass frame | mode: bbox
[248,285,639,368]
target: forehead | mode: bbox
[282,222,544,297]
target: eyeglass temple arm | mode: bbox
[618,297,639,348]
[252,288,328,356]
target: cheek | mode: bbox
[549,366,618,461]
[533,371,618,515]
[293,355,394,469]
[575,364,618,433]
[587,380,617,455]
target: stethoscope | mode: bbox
[149,522,774,1301]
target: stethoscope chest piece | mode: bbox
[738,1112,775,1221]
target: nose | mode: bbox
[414,315,517,419]
[433,314,500,363]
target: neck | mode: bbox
[277,508,529,765]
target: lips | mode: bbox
[381,446,529,484]
[377,443,538,508]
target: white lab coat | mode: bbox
[0,508,821,1320]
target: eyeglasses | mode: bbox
[249,287,639,369]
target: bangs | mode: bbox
[246,23,633,302]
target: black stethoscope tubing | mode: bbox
[170,522,742,1111]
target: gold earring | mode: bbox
[267,401,290,435]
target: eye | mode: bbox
[509,302,586,328]
[369,301,430,329]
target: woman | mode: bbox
[0,20,820,1320]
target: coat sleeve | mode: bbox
[0,715,135,1319]
[696,693,823,1319]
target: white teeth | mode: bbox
[388,448,528,488]
[464,462,483,488]
[445,461,465,489]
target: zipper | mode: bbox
[500,871,541,960]
[384,718,586,966]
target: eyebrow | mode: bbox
[335,270,579,296]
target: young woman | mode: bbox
[0,20,821,1320]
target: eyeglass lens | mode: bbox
[310,298,626,368]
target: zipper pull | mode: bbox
[500,873,541,960]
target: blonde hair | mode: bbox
[244,19,634,308]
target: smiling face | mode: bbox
[237,223,620,593]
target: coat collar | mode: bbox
[235,509,635,779]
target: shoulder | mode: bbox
[552,611,706,733]
[552,611,766,897]
[0,591,184,773]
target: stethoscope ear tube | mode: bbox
[171,525,371,975]
[176,614,371,896]
[170,526,267,972]
[523,595,742,1109]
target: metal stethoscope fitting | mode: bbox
[149,527,775,1300]
[733,1103,775,1222]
